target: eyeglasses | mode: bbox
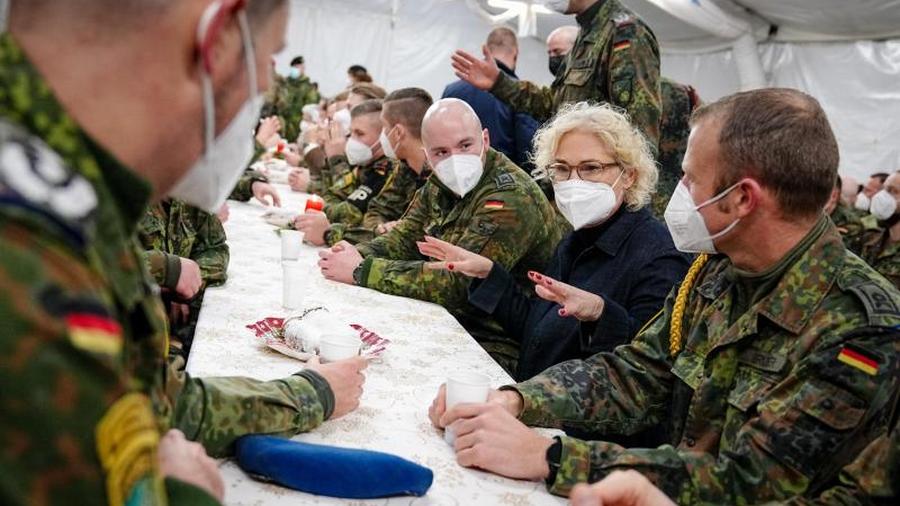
[549,161,621,182]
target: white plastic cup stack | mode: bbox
[319,332,361,363]
[281,230,304,261]
[282,261,305,310]
[444,372,491,445]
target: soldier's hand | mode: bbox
[305,356,368,419]
[294,211,330,246]
[428,385,522,428]
[451,45,501,91]
[158,429,225,502]
[256,116,282,147]
[285,149,303,167]
[251,181,282,207]
[529,271,605,322]
[570,470,676,506]
[376,220,400,235]
[324,122,348,158]
[169,302,191,326]
[443,402,553,481]
[216,203,230,223]
[318,241,363,285]
[418,236,493,279]
[288,168,310,192]
[176,258,203,300]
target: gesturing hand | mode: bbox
[418,236,493,279]
[528,271,605,322]
[451,45,501,91]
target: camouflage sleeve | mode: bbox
[188,208,229,288]
[167,361,331,457]
[229,169,268,202]
[356,185,430,260]
[607,22,662,155]
[490,71,557,123]
[0,220,177,505]
[143,249,182,290]
[326,222,376,247]
[320,155,353,196]
[362,162,410,229]
[537,328,900,503]
[357,189,549,310]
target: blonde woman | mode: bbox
[419,103,689,380]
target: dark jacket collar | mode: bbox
[496,60,518,79]
[576,0,610,29]
[586,205,652,257]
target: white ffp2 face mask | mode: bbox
[870,190,898,221]
[432,144,485,197]
[169,4,262,213]
[553,173,623,230]
[380,129,398,160]
[333,108,352,133]
[854,193,871,212]
[345,137,378,166]
[664,181,742,254]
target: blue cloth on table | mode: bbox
[235,435,434,499]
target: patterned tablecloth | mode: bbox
[187,184,566,506]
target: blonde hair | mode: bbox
[532,102,658,211]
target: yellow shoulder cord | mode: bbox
[669,253,709,356]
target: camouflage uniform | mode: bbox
[356,149,563,373]
[322,155,396,227]
[506,217,900,503]
[829,202,868,255]
[228,168,269,203]
[308,154,355,197]
[653,78,698,218]
[490,0,661,156]
[138,200,229,353]
[264,74,320,143]
[327,162,432,246]
[0,34,334,505]
[860,226,900,290]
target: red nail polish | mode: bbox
[559,309,567,317]
[448,264,455,271]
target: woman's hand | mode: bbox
[528,271,605,322]
[418,236,493,279]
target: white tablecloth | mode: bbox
[187,184,566,506]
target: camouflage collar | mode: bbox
[701,217,844,336]
[0,33,152,234]
[576,0,615,30]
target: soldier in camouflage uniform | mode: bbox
[826,174,869,255]
[325,87,435,246]
[318,99,562,374]
[138,199,229,355]
[0,3,366,504]
[859,172,900,290]
[427,89,900,504]
[653,77,699,218]
[451,0,661,156]
[264,55,320,143]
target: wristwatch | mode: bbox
[545,436,563,486]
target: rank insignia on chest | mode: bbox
[484,200,505,210]
[837,346,879,376]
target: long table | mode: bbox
[187,183,566,506]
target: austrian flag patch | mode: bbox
[837,346,879,376]
[484,200,505,210]
[66,313,123,355]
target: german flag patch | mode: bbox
[613,40,632,52]
[67,313,123,355]
[837,346,879,376]
[484,200,505,210]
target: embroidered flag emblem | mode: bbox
[484,200,505,210]
[67,313,123,355]
[837,347,879,376]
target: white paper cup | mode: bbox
[319,333,361,363]
[281,230,304,261]
[282,262,305,310]
[444,372,491,444]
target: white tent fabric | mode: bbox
[279,0,900,180]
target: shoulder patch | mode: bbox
[846,281,900,326]
[613,12,635,28]
[494,173,516,190]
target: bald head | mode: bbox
[422,98,489,165]
[547,26,579,57]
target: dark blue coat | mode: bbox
[442,61,539,172]
[469,207,691,381]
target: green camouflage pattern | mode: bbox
[509,217,900,503]
[0,34,327,506]
[490,0,661,156]
[652,78,697,218]
[309,154,355,197]
[356,149,563,373]
[830,202,870,255]
[328,162,431,246]
[860,226,900,291]
[262,74,320,143]
[228,169,269,203]
[323,155,395,226]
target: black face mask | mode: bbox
[548,55,565,77]
[878,213,900,229]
